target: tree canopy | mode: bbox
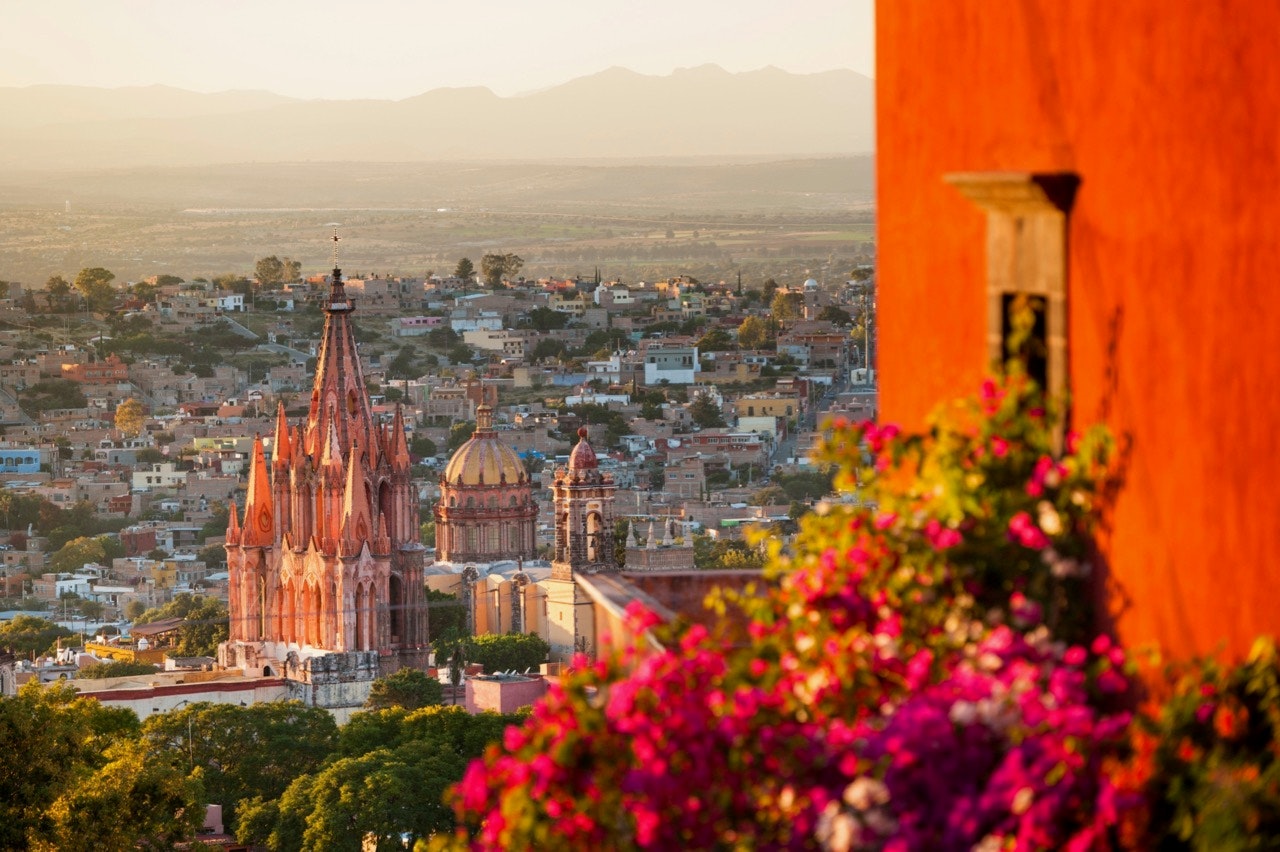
[43,275,71,311]
[114,398,146,438]
[464,633,550,675]
[817,305,853,326]
[19,379,87,415]
[77,660,161,680]
[238,705,523,850]
[47,535,108,575]
[524,306,569,332]
[141,700,338,837]
[696,327,735,352]
[255,255,301,287]
[480,253,524,288]
[0,615,74,657]
[365,668,444,711]
[0,681,199,850]
[73,267,117,312]
[737,315,775,350]
[689,391,727,429]
[770,289,806,323]
[454,257,475,283]
[133,593,228,657]
[446,420,477,454]
[427,589,468,645]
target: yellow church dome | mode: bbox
[443,405,527,486]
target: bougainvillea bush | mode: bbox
[433,376,1279,850]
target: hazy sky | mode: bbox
[0,0,873,100]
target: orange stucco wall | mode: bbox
[876,2,1280,660]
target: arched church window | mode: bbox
[466,496,474,508]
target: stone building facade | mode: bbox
[434,404,538,564]
[543,428,618,659]
[218,261,428,714]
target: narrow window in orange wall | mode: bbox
[946,172,1077,429]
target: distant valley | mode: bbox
[0,66,872,287]
[0,65,871,170]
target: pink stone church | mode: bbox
[218,257,429,712]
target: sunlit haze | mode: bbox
[0,0,873,100]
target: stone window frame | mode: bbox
[946,171,1079,446]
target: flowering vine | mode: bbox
[430,375,1279,850]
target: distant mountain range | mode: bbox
[0,65,872,169]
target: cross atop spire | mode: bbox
[326,224,350,308]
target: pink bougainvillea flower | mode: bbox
[1007,511,1051,549]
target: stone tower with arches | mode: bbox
[218,243,428,714]
[544,427,618,659]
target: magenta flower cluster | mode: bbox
[440,377,1149,850]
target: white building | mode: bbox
[131,463,186,492]
[643,345,699,386]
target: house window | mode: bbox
[945,171,1078,410]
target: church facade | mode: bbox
[433,404,538,564]
[543,427,618,659]
[218,259,428,711]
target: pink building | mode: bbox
[464,673,550,714]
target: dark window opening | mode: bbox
[1001,292,1048,390]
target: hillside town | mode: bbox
[0,256,875,689]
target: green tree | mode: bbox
[770,289,806,323]
[239,705,522,850]
[255,255,285,287]
[691,533,766,572]
[818,305,853,325]
[142,700,339,837]
[0,490,52,533]
[0,680,176,850]
[696,327,734,352]
[776,468,836,502]
[19,379,87,415]
[386,344,421,380]
[425,326,460,351]
[447,342,475,364]
[199,502,230,543]
[44,275,71,311]
[480,253,524,288]
[454,257,475,284]
[78,660,161,679]
[365,668,444,711]
[762,277,779,303]
[254,255,301,288]
[410,435,437,459]
[529,338,567,362]
[73,266,117,312]
[446,421,476,454]
[525,306,569,332]
[689,391,727,429]
[750,485,787,506]
[737,315,775,350]
[133,594,229,656]
[464,632,550,674]
[47,535,107,574]
[0,615,74,657]
[135,447,165,464]
[124,600,147,621]
[426,589,466,644]
[37,738,202,852]
[114,397,146,438]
